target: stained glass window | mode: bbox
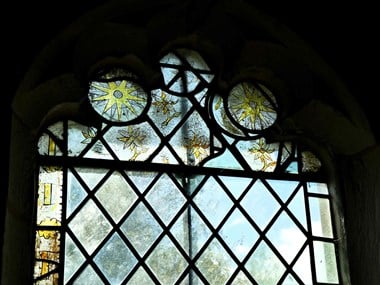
[34,49,342,284]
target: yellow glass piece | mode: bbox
[48,137,56,155]
[117,126,147,160]
[38,218,61,239]
[43,184,52,205]
[248,138,277,171]
[152,91,181,127]
[91,80,146,121]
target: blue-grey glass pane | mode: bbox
[73,265,103,285]
[64,234,85,284]
[146,174,186,225]
[121,204,162,256]
[146,236,187,284]
[74,167,108,191]
[67,170,87,217]
[128,268,155,285]
[94,233,137,284]
[194,177,233,228]
[68,121,96,157]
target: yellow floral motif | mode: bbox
[117,126,147,160]
[230,83,276,130]
[81,127,97,144]
[152,91,181,126]
[248,138,277,171]
[186,132,209,162]
[92,80,146,121]
[37,218,61,239]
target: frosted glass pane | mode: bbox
[147,236,187,284]
[125,171,157,194]
[293,246,312,285]
[146,174,186,225]
[196,239,237,284]
[74,265,103,285]
[307,182,329,194]
[38,133,63,156]
[75,167,108,190]
[94,233,137,284]
[121,204,162,256]
[64,234,85,284]
[69,200,112,254]
[309,197,334,238]
[66,170,87,217]
[219,209,259,261]
[194,177,233,228]
[241,180,280,230]
[95,171,137,222]
[314,241,339,283]
[232,271,252,284]
[246,241,285,285]
[128,268,155,285]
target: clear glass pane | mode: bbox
[67,170,87,217]
[309,197,334,238]
[194,177,233,228]
[64,234,85,284]
[220,176,252,199]
[128,268,155,285]
[282,274,300,284]
[219,209,259,261]
[88,79,148,122]
[266,179,299,203]
[146,173,186,225]
[266,212,306,264]
[95,171,137,222]
[232,271,252,284]
[288,187,307,230]
[241,180,280,230]
[246,241,285,285]
[293,246,312,285]
[125,171,157,193]
[196,239,237,285]
[314,241,339,283]
[204,148,244,170]
[74,167,108,191]
[146,236,187,284]
[69,200,112,254]
[121,204,162,256]
[94,233,137,284]
[307,182,329,194]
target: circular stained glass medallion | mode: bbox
[227,82,277,131]
[88,79,148,123]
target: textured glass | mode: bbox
[128,268,155,284]
[236,139,279,172]
[94,233,137,284]
[36,167,62,225]
[66,170,87,217]
[38,134,63,156]
[194,176,233,228]
[88,79,148,122]
[104,123,159,161]
[74,265,103,285]
[64,234,85,284]
[307,182,329,194]
[228,82,277,131]
[246,241,285,285]
[196,239,237,284]
[33,231,60,283]
[146,236,187,284]
[267,212,306,263]
[95,171,137,222]
[293,246,313,285]
[125,171,157,193]
[146,174,186,225]
[241,180,280,230]
[74,167,108,190]
[219,209,259,261]
[314,241,339,283]
[68,200,112,254]
[309,197,334,238]
[121,204,162,256]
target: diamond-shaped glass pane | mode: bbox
[73,265,103,285]
[94,233,137,284]
[241,180,280,230]
[231,271,253,284]
[196,239,237,284]
[219,209,259,261]
[121,203,162,256]
[146,174,186,225]
[293,246,312,285]
[288,187,307,230]
[125,171,157,194]
[220,176,252,200]
[147,236,187,284]
[170,206,211,257]
[64,234,85,284]
[128,268,155,285]
[266,179,299,203]
[267,212,306,264]
[74,167,108,191]
[194,177,233,228]
[246,241,285,285]
[69,200,112,254]
[95,171,137,222]
[67,170,87,217]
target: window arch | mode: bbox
[33,47,343,284]
[5,1,379,285]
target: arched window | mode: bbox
[33,49,342,284]
[7,1,379,284]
